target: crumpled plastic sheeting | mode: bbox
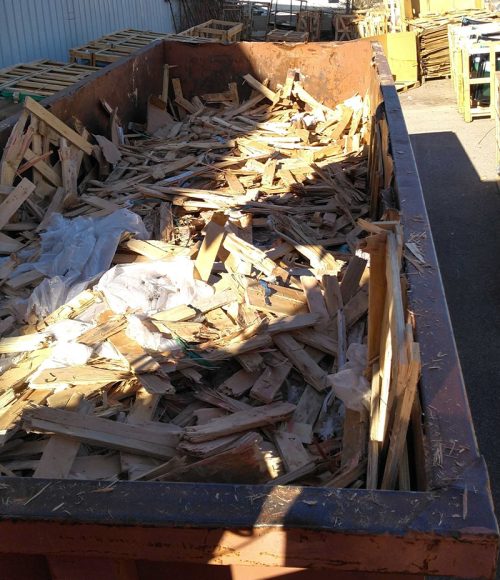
[126,315,180,353]
[16,209,148,319]
[327,343,371,412]
[96,258,214,316]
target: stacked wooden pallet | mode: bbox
[334,9,389,41]
[70,29,170,67]
[266,29,309,42]
[178,20,244,43]
[0,68,420,490]
[407,10,499,80]
[0,60,98,101]
[296,10,322,42]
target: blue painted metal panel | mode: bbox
[0,0,176,67]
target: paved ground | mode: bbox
[399,80,500,528]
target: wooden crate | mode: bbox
[69,29,169,66]
[334,10,390,41]
[266,29,309,42]
[449,20,499,99]
[296,10,322,42]
[0,60,98,101]
[179,20,244,43]
[455,37,500,121]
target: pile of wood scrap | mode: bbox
[407,10,499,79]
[0,67,418,489]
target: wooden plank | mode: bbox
[193,213,227,282]
[0,178,36,230]
[183,402,295,443]
[242,74,278,103]
[300,275,329,329]
[0,111,31,185]
[250,353,293,404]
[121,388,161,478]
[381,341,420,490]
[24,97,93,155]
[274,431,311,472]
[33,394,91,479]
[26,407,179,459]
[23,148,62,186]
[273,334,328,392]
[218,368,262,397]
[30,366,130,387]
[340,256,367,304]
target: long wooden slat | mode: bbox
[24,97,93,155]
[0,178,36,230]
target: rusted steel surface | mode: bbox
[162,41,374,110]
[0,469,496,577]
[0,41,497,579]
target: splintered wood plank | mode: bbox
[217,369,260,397]
[292,385,324,425]
[300,275,329,329]
[0,389,51,446]
[292,328,337,356]
[330,106,353,141]
[242,74,278,103]
[273,333,328,392]
[235,351,264,374]
[33,394,91,479]
[340,256,367,304]
[59,138,78,207]
[37,186,66,231]
[381,341,420,490]
[246,284,307,316]
[121,388,161,477]
[261,159,277,187]
[0,111,31,185]
[30,366,130,387]
[159,202,174,242]
[26,407,179,459]
[250,353,292,404]
[23,148,62,186]
[137,373,175,395]
[0,232,23,254]
[108,331,160,374]
[364,232,387,363]
[274,430,311,472]
[0,178,36,230]
[0,332,49,354]
[24,97,93,155]
[193,213,227,282]
[183,402,295,443]
[0,348,53,391]
[225,171,245,195]
[341,409,368,469]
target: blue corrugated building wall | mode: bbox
[0,0,177,68]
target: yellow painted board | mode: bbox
[368,32,418,84]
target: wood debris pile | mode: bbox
[0,68,419,489]
[407,10,499,79]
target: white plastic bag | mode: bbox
[96,257,213,316]
[16,209,148,318]
[126,315,180,353]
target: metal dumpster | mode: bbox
[0,39,497,580]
